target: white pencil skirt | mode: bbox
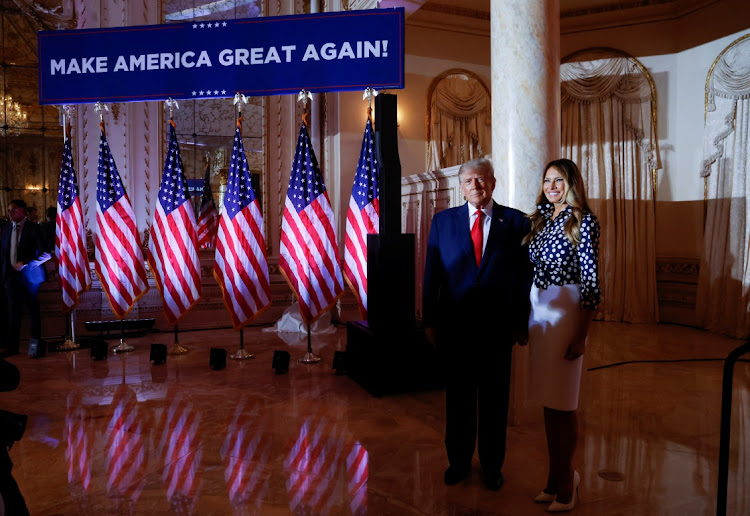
[528,284,585,411]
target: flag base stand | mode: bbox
[111,339,134,353]
[112,320,134,353]
[230,348,254,360]
[168,325,189,355]
[57,339,80,351]
[57,312,80,351]
[168,343,189,355]
[298,351,322,364]
[229,328,254,360]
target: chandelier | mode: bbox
[1,95,29,136]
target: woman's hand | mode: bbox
[564,309,594,360]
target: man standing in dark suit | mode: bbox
[423,158,531,491]
[1,200,47,357]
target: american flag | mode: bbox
[148,121,202,325]
[158,387,202,507]
[196,161,219,249]
[106,384,146,502]
[344,117,380,319]
[213,121,271,329]
[284,416,347,515]
[221,396,271,507]
[94,128,148,318]
[56,132,91,311]
[279,123,344,325]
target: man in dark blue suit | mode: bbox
[423,158,531,491]
[1,200,47,357]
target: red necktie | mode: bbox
[471,209,483,266]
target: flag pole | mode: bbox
[169,323,189,355]
[113,317,134,353]
[229,93,255,361]
[57,106,81,351]
[99,101,133,355]
[295,90,322,365]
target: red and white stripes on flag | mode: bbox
[196,161,219,249]
[221,396,271,506]
[279,122,344,325]
[344,117,380,319]
[106,384,146,502]
[94,127,148,318]
[65,389,92,493]
[346,441,369,516]
[148,121,202,324]
[158,387,202,505]
[284,416,347,515]
[213,121,271,329]
[56,131,91,311]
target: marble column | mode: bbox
[490,1,560,425]
[490,0,560,213]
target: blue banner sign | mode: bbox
[38,8,404,105]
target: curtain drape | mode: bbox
[561,49,660,323]
[427,72,491,171]
[697,36,750,339]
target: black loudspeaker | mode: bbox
[332,351,347,375]
[0,360,20,392]
[210,348,227,370]
[272,350,290,374]
[90,339,108,361]
[150,343,167,365]
[28,338,46,359]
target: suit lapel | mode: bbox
[479,202,504,272]
[454,203,477,270]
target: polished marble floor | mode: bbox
[1,321,749,515]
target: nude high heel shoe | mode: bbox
[534,490,556,503]
[547,470,580,512]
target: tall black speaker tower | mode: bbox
[345,94,441,396]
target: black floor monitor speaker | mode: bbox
[28,338,46,359]
[210,348,227,370]
[272,350,290,374]
[150,343,167,365]
[90,339,108,360]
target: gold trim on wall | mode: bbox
[703,32,750,205]
[562,47,660,203]
[424,68,491,170]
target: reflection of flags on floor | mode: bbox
[56,131,91,312]
[197,161,219,249]
[344,116,380,319]
[221,396,271,507]
[157,387,202,507]
[94,126,149,318]
[106,384,146,502]
[279,122,344,325]
[214,121,271,329]
[284,416,347,515]
[346,441,369,516]
[148,121,202,324]
[65,389,92,492]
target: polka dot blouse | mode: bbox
[529,204,601,311]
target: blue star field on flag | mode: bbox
[159,123,191,213]
[289,124,326,213]
[97,133,127,211]
[224,125,258,219]
[58,138,79,211]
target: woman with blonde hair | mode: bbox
[524,158,600,512]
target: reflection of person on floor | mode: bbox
[423,158,532,491]
[0,200,48,357]
[524,159,601,512]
